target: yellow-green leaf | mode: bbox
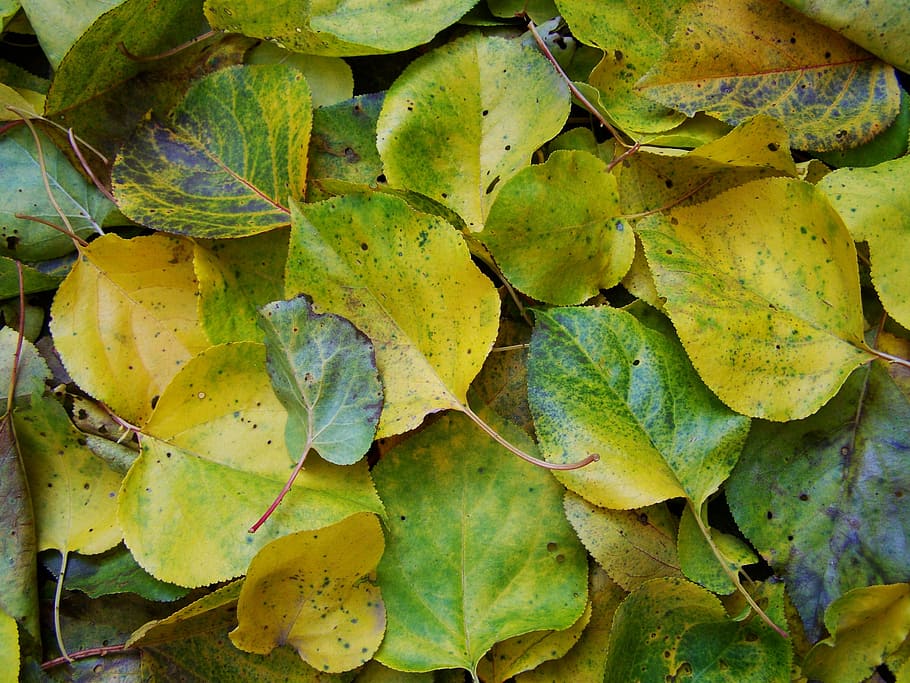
[637,0,901,151]
[15,393,122,555]
[286,194,499,437]
[481,150,632,305]
[231,513,385,673]
[556,0,688,134]
[120,342,384,587]
[245,43,353,108]
[477,602,591,683]
[112,64,311,238]
[637,177,872,421]
[376,32,570,231]
[528,306,750,508]
[677,505,757,595]
[49,233,210,426]
[373,410,588,674]
[818,156,910,330]
[780,0,910,73]
[803,584,910,683]
[0,607,18,683]
[564,492,682,591]
[204,0,477,56]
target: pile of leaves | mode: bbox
[2,0,910,681]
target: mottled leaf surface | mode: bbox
[373,411,587,674]
[727,362,910,639]
[286,194,499,437]
[113,64,311,238]
[638,0,900,151]
[231,513,385,672]
[638,177,872,421]
[377,33,570,230]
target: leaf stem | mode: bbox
[3,261,25,420]
[688,500,789,638]
[54,549,72,662]
[249,446,311,533]
[863,345,910,369]
[461,404,598,470]
[116,30,217,62]
[524,18,634,150]
[41,643,131,671]
[67,128,116,206]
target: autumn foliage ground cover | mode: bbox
[1,0,910,681]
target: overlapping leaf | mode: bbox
[481,150,632,305]
[556,0,688,134]
[120,342,384,587]
[19,0,122,69]
[727,361,910,639]
[286,193,499,437]
[376,32,570,231]
[204,0,477,56]
[0,126,113,261]
[113,64,311,238]
[258,295,382,465]
[50,233,210,426]
[638,0,901,151]
[819,156,910,330]
[528,306,750,508]
[372,410,587,674]
[637,177,873,421]
[231,513,385,672]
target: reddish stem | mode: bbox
[42,643,132,671]
[249,449,310,533]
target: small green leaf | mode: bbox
[528,306,750,508]
[373,410,587,674]
[637,0,901,151]
[377,32,570,231]
[245,43,353,108]
[677,505,757,595]
[231,513,385,672]
[112,64,311,238]
[803,583,910,683]
[818,156,910,330]
[258,295,382,465]
[481,150,632,305]
[637,177,872,421]
[727,362,910,639]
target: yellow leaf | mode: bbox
[637,177,872,420]
[50,233,210,426]
[230,512,385,673]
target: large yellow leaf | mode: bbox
[231,513,385,673]
[286,194,500,437]
[818,157,910,330]
[637,0,900,151]
[637,177,872,420]
[50,233,211,426]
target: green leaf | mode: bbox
[528,306,750,508]
[803,583,910,683]
[204,0,477,56]
[480,150,632,305]
[818,156,910,330]
[112,64,312,238]
[0,606,18,682]
[307,93,385,202]
[603,577,790,682]
[19,0,123,69]
[0,256,63,298]
[258,295,382,465]
[727,362,910,639]
[194,230,289,345]
[245,42,353,108]
[376,32,570,231]
[637,177,872,421]
[637,0,901,151]
[780,0,910,73]
[372,410,588,674]
[120,342,384,587]
[677,505,757,595]
[49,233,211,426]
[564,492,682,591]
[816,89,910,168]
[231,513,385,672]
[0,126,113,261]
[15,393,122,555]
[557,0,689,134]
[41,545,189,602]
[286,193,500,437]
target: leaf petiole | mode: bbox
[248,445,311,533]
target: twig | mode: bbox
[41,643,132,671]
